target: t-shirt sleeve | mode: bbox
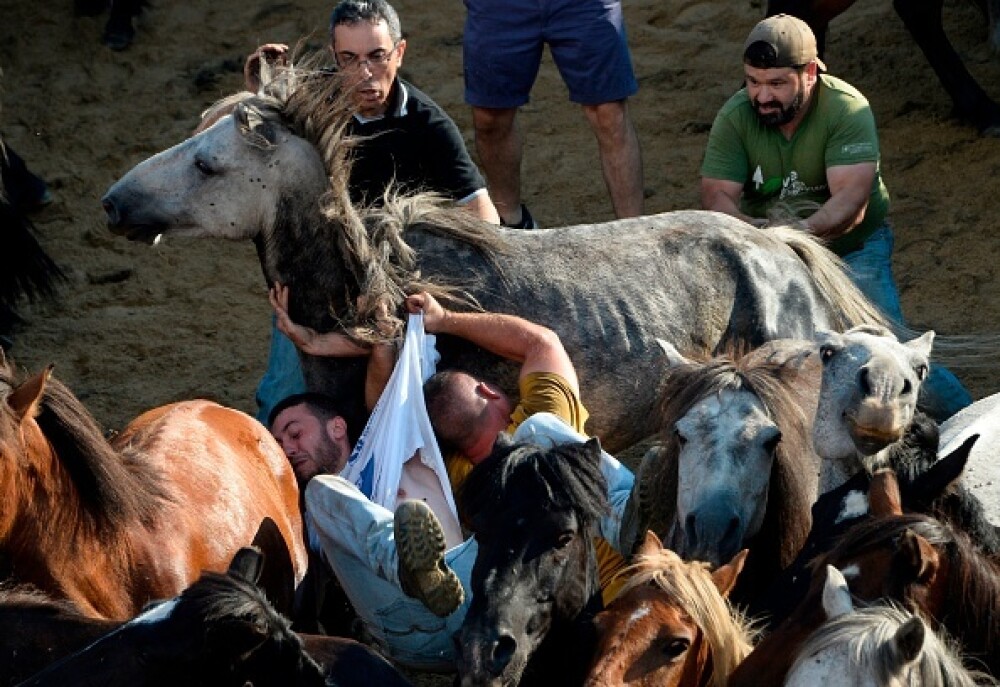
[508,372,590,435]
[824,96,880,168]
[701,108,750,183]
[424,112,486,201]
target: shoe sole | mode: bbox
[395,500,464,617]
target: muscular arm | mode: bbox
[459,191,501,224]
[406,293,579,395]
[701,177,767,227]
[804,162,876,240]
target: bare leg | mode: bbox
[472,106,524,225]
[582,100,644,219]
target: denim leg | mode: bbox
[255,317,307,425]
[510,412,635,552]
[842,225,972,420]
[304,475,474,669]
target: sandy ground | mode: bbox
[2,0,999,682]
[2,0,999,431]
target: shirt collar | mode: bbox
[352,78,409,124]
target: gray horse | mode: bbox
[101,71,883,452]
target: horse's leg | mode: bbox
[102,0,142,51]
[766,0,860,55]
[894,0,1000,135]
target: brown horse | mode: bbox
[584,532,754,687]
[767,0,1000,135]
[0,357,307,620]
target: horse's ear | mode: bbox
[582,437,603,467]
[894,529,939,586]
[243,106,279,146]
[8,365,52,421]
[655,339,689,368]
[869,468,903,517]
[229,546,266,587]
[711,548,749,598]
[636,530,663,557]
[821,565,854,619]
[893,617,926,665]
[907,435,975,509]
[904,330,935,360]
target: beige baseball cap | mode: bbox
[743,14,826,71]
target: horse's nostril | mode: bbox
[859,366,872,396]
[101,197,119,225]
[489,634,517,675]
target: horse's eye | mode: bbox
[915,364,928,381]
[661,637,690,660]
[555,531,574,549]
[820,345,836,363]
[194,158,215,176]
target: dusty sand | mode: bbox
[3,0,999,431]
[2,0,999,681]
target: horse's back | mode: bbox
[114,400,307,591]
[940,392,1000,527]
[407,210,859,449]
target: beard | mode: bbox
[315,432,346,476]
[753,85,805,127]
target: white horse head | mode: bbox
[784,565,985,687]
[102,95,329,245]
[812,326,934,490]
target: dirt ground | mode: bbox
[2,0,999,682]
[2,0,999,431]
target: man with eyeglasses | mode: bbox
[245,0,498,222]
[700,14,971,421]
[245,0,501,426]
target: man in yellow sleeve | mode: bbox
[401,292,634,609]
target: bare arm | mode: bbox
[804,162,876,240]
[460,191,501,224]
[269,284,370,357]
[406,292,579,395]
[701,177,767,227]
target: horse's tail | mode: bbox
[770,224,888,331]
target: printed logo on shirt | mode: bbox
[841,142,875,156]
[779,170,826,200]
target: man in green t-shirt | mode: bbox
[700,13,970,421]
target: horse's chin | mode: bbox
[109,223,167,245]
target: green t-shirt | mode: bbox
[701,74,890,255]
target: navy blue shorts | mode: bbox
[463,0,638,107]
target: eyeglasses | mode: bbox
[334,44,398,71]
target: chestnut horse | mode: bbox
[584,532,753,687]
[0,357,307,620]
[767,0,1000,135]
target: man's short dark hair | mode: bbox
[268,392,346,430]
[424,370,484,455]
[329,0,402,44]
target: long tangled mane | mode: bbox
[817,513,1000,674]
[0,357,168,545]
[458,438,609,535]
[232,58,507,341]
[636,347,814,567]
[614,548,756,687]
[788,603,991,686]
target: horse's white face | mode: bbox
[102,108,329,244]
[812,328,933,475]
[670,389,780,567]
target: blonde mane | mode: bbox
[614,547,756,687]
[228,57,506,341]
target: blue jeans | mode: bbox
[255,317,306,425]
[303,413,634,669]
[842,224,971,420]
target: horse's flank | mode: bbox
[0,358,307,619]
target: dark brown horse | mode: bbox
[0,549,414,687]
[767,0,1000,135]
[0,357,307,620]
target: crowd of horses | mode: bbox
[3,48,1000,687]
